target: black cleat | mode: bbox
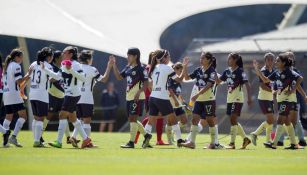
[284,144,303,150]
[298,140,307,147]
[3,130,11,146]
[142,133,152,149]
[40,137,45,144]
[177,139,185,147]
[120,141,135,148]
[264,142,276,149]
[277,141,284,146]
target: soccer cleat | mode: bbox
[277,141,284,146]
[120,141,135,148]
[40,137,45,144]
[298,140,307,147]
[263,141,273,148]
[48,141,62,148]
[33,141,47,148]
[177,139,185,148]
[205,143,224,149]
[156,140,169,145]
[3,130,11,146]
[69,137,79,148]
[250,133,257,146]
[9,135,22,147]
[284,144,303,150]
[66,136,72,144]
[240,137,251,149]
[81,138,92,149]
[87,142,98,148]
[225,143,236,149]
[180,141,195,149]
[142,133,152,149]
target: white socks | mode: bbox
[190,125,198,143]
[83,124,91,137]
[136,121,145,135]
[144,124,153,134]
[230,125,238,143]
[237,123,247,139]
[13,118,26,137]
[34,121,43,142]
[3,119,11,130]
[0,124,7,134]
[172,124,182,141]
[57,119,68,143]
[129,122,138,142]
[72,120,88,140]
[43,118,49,131]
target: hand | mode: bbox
[108,56,115,67]
[134,91,141,102]
[253,59,259,70]
[174,100,180,107]
[109,55,116,67]
[27,65,34,75]
[40,61,45,70]
[191,94,199,102]
[285,89,295,96]
[182,57,189,67]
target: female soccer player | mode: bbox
[181,52,222,149]
[142,49,188,148]
[45,46,93,149]
[42,50,72,145]
[70,50,113,147]
[216,53,252,149]
[250,53,275,146]
[112,48,148,149]
[165,62,188,145]
[29,47,61,147]
[253,53,307,149]
[2,48,32,147]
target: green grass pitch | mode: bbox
[1,131,307,175]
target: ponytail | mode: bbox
[3,48,23,73]
[37,47,53,65]
[79,50,93,64]
[229,52,243,68]
[148,49,167,78]
[63,46,78,60]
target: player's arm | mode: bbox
[111,55,124,80]
[191,82,213,102]
[169,89,179,107]
[40,62,61,81]
[100,56,114,83]
[245,82,252,106]
[174,57,189,82]
[260,82,272,92]
[253,59,271,83]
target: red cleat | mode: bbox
[81,138,92,149]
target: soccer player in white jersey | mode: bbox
[29,47,61,147]
[44,46,93,149]
[2,48,33,147]
[142,49,188,148]
[69,50,113,147]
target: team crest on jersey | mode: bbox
[232,74,236,78]
[242,72,247,78]
[204,74,208,78]
[132,71,136,76]
[281,74,285,79]
[210,72,215,79]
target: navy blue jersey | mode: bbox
[120,64,148,100]
[268,68,301,102]
[168,78,182,96]
[189,66,216,101]
[220,67,248,103]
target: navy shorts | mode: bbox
[48,94,64,113]
[4,103,25,114]
[61,96,80,113]
[289,102,298,112]
[149,97,173,116]
[174,107,185,116]
[76,104,94,118]
[30,100,48,117]
[278,102,291,116]
[126,100,144,117]
[226,103,243,116]
[258,100,274,114]
[193,101,216,119]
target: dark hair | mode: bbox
[202,52,216,69]
[3,48,23,73]
[172,62,183,70]
[286,51,295,66]
[264,52,275,61]
[127,47,141,66]
[148,52,155,65]
[37,47,53,65]
[79,50,93,64]
[148,49,169,78]
[51,50,62,63]
[229,52,243,68]
[0,53,3,69]
[63,46,78,60]
[278,53,292,67]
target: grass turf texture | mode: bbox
[1,131,307,175]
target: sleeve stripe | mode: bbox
[14,73,22,77]
[169,72,176,77]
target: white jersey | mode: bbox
[2,62,24,105]
[61,60,85,97]
[78,64,103,104]
[29,61,53,103]
[150,64,177,100]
